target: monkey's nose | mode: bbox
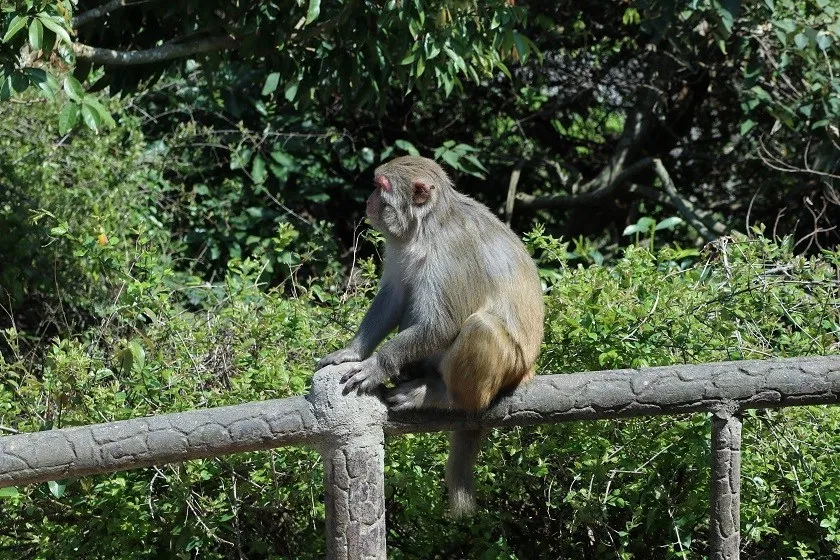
[374,175,392,192]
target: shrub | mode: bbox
[2,101,840,559]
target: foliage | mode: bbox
[1,0,531,123]
[2,0,839,257]
[1,1,840,558]
[0,97,173,339]
[1,105,840,556]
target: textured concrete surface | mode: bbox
[0,396,318,487]
[710,410,742,560]
[384,356,840,433]
[1,355,839,559]
[0,356,840,487]
[310,366,387,559]
[2,357,838,487]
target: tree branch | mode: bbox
[505,160,524,225]
[72,0,160,28]
[650,158,727,242]
[72,35,238,66]
[518,157,731,241]
[515,156,655,209]
[514,82,661,211]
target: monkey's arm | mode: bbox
[340,320,458,394]
[317,281,406,369]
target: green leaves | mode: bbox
[27,17,41,49]
[36,13,72,46]
[47,480,66,499]
[25,68,58,99]
[0,9,72,103]
[622,216,684,253]
[57,77,115,133]
[3,12,71,48]
[305,0,321,24]
[654,216,684,231]
[284,81,298,102]
[2,15,27,43]
[622,216,657,237]
[433,140,488,178]
[394,139,420,156]
[0,0,532,117]
[262,72,280,95]
[116,339,146,374]
[58,102,79,135]
[63,76,84,102]
[745,1,840,133]
[80,102,99,131]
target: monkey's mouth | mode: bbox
[366,198,382,222]
[365,206,381,227]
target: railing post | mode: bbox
[710,407,742,560]
[309,365,388,560]
[323,431,386,559]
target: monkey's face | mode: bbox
[368,156,447,239]
[366,185,387,227]
[367,172,412,238]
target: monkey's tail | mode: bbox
[446,428,489,518]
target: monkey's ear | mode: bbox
[412,180,432,205]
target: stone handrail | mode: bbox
[2,355,840,559]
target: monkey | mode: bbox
[317,155,544,517]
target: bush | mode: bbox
[1,101,840,559]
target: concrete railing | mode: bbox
[2,356,840,559]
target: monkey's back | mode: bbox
[413,191,544,371]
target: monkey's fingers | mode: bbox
[316,357,338,370]
[339,364,364,385]
[317,350,360,370]
[317,355,347,370]
[341,373,366,395]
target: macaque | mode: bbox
[318,156,544,516]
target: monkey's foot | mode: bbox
[386,380,426,411]
[387,378,452,411]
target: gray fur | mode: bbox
[318,156,544,515]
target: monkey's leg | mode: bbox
[438,312,522,517]
[440,311,521,411]
[446,428,489,518]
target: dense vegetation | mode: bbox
[1,0,839,558]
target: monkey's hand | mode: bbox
[340,355,390,395]
[317,346,364,370]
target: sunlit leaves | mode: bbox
[47,480,66,499]
[433,140,488,178]
[36,13,71,45]
[27,17,41,49]
[58,102,79,135]
[63,75,83,102]
[735,0,840,135]
[305,0,320,24]
[261,71,280,95]
[394,139,420,156]
[3,0,531,119]
[2,15,27,43]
